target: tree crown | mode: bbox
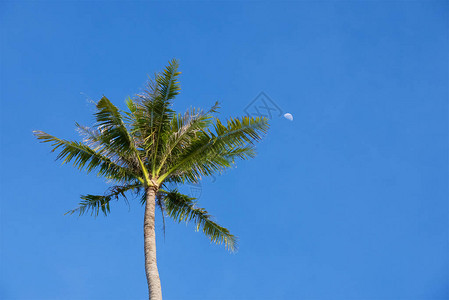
[34,59,269,251]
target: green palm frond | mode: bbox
[155,58,181,104]
[160,115,268,183]
[213,116,269,146]
[150,59,181,175]
[132,60,181,134]
[94,96,138,157]
[163,190,237,252]
[33,130,140,183]
[155,103,219,176]
[129,60,181,169]
[66,183,142,216]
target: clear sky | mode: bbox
[1,1,448,299]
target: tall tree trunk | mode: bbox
[144,187,162,300]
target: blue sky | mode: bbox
[1,1,447,299]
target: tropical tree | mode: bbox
[34,60,269,300]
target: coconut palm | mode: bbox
[34,59,269,300]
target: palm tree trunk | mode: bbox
[144,187,162,300]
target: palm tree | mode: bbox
[34,60,269,300]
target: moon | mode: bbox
[283,113,293,121]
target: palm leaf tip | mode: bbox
[199,218,238,252]
[163,190,238,252]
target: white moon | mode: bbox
[283,113,293,121]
